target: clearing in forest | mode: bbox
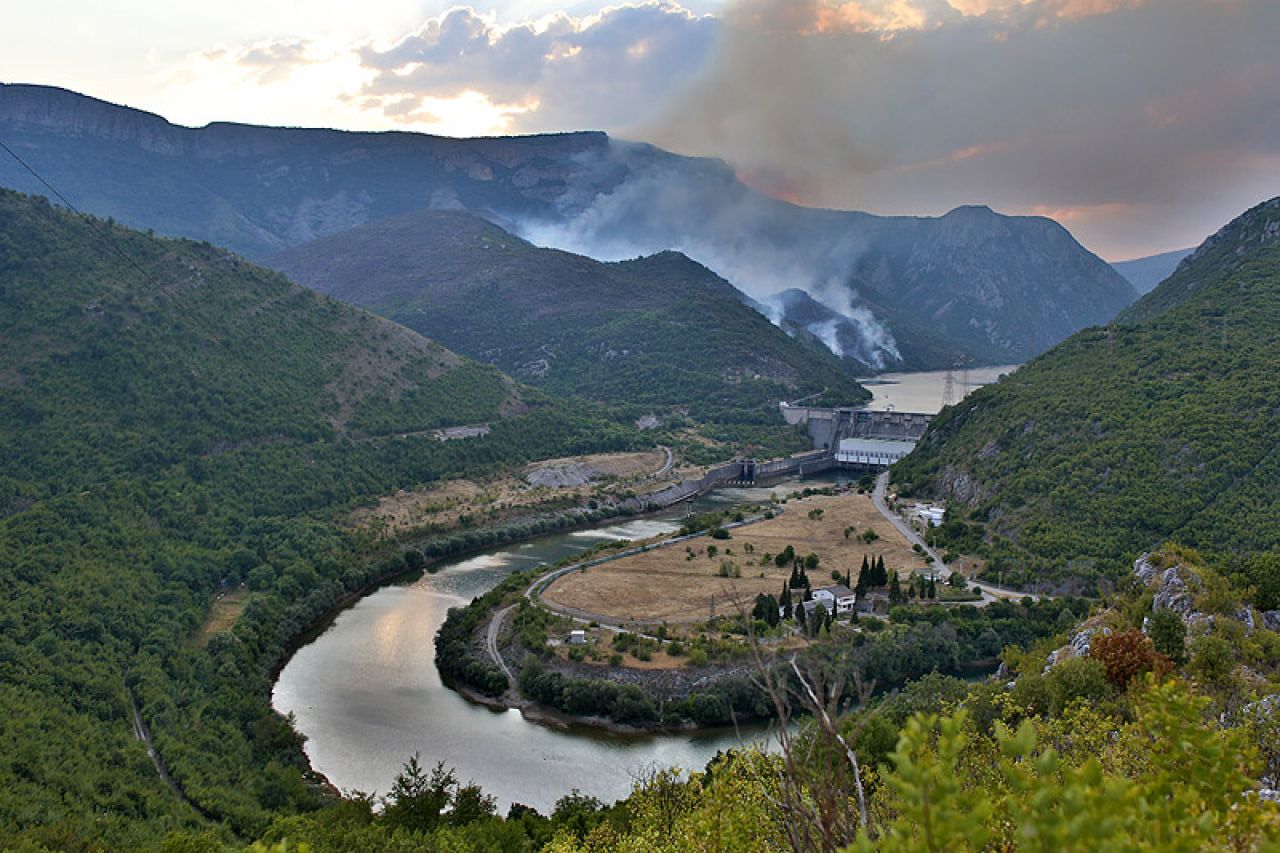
[542,490,930,624]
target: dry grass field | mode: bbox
[195,589,252,646]
[543,490,930,624]
[348,449,676,535]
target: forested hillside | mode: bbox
[268,209,867,423]
[892,197,1280,591]
[0,190,636,847]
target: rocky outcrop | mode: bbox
[1044,625,1110,672]
[1134,552,1262,637]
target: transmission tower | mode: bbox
[942,367,955,408]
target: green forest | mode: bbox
[266,210,868,435]
[0,190,640,847]
[892,197,1280,592]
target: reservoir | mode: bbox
[860,364,1019,414]
[273,484,807,814]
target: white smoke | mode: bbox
[514,140,905,370]
[809,319,844,358]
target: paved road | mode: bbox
[654,445,674,478]
[872,471,1035,604]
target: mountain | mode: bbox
[0,189,637,845]
[0,83,1136,370]
[1111,248,1194,294]
[891,197,1280,592]
[267,209,867,420]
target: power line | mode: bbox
[0,136,170,291]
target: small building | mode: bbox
[914,504,946,527]
[568,629,587,646]
[812,584,857,615]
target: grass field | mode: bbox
[195,589,253,646]
[543,490,930,624]
[348,449,677,536]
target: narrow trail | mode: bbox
[487,605,518,686]
[130,690,219,823]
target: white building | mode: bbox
[834,437,918,467]
[568,629,587,645]
[812,584,857,615]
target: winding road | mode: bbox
[871,471,1035,604]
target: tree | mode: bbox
[889,571,903,604]
[804,553,820,571]
[781,585,794,620]
[1090,629,1168,689]
[1248,550,1280,611]
[383,754,456,833]
[1148,608,1187,664]
[870,555,888,587]
[856,557,869,596]
[927,577,937,600]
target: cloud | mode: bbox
[358,3,719,133]
[640,0,1280,258]
[234,40,315,84]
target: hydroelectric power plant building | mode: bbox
[780,403,933,470]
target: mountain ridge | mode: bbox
[266,208,869,424]
[891,195,1280,591]
[1,82,1136,371]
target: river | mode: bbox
[272,482,822,814]
[272,367,1008,813]
[860,364,1020,414]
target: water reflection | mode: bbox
[274,503,800,812]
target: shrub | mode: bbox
[1090,629,1168,688]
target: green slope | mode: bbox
[267,209,869,425]
[0,190,636,847]
[891,197,1280,592]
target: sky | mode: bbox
[1,0,1276,260]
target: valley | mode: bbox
[0,44,1277,849]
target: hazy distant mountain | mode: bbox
[0,83,1136,370]
[894,196,1280,591]
[268,209,867,418]
[1111,248,1194,294]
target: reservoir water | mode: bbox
[860,364,1020,414]
[273,483,808,814]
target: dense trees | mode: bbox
[0,191,643,847]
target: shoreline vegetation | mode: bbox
[432,485,1085,733]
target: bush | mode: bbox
[1090,629,1168,688]
[1045,656,1111,715]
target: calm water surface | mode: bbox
[273,483,815,812]
[860,364,1020,414]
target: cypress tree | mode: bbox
[889,570,903,604]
